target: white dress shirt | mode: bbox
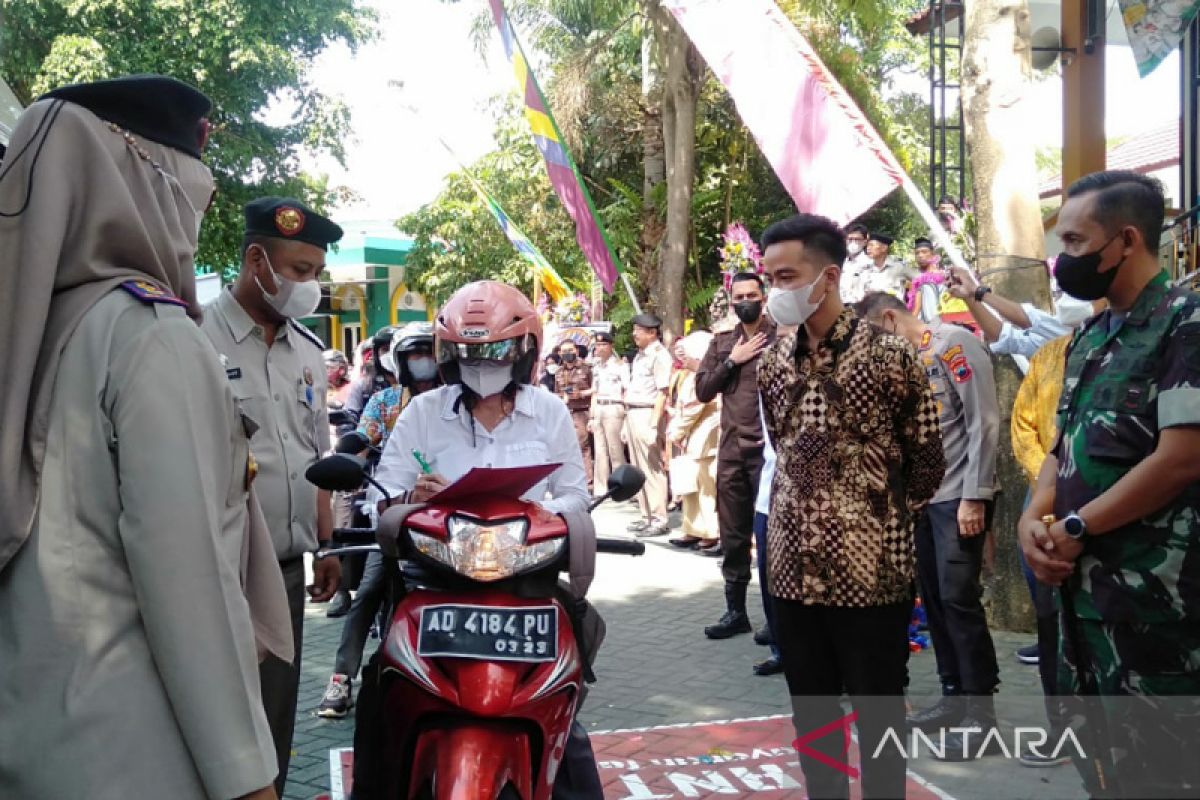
[374,383,590,515]
[988,303,1070,359]
[755,396,776,516]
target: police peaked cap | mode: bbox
[631,313,663,329]
[40,75,211,159]
[244,196,344,251]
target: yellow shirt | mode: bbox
[1011,334,1071,485]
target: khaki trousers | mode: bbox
[592,403,626,495]
[569,408,593,488]
[681,455,719,540]
[624,407,668,522]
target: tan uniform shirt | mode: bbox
[202,289,329,560]
[0,289,276,799]
[555,361,593,411]
[592,355,629,403]
[626,340,672,406]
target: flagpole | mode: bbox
[898,174,972,275]
[620,272,643,315]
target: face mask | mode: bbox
[766,272,827,327]
[254,246,322,319]
[733,300,764,324]
[378,350,395,376]
[407,356,438,382]
[460,361,514,398]
[1054,234,1124,301]
[846,242,864,257]
[561,352,577,363]
[546,364,560,376]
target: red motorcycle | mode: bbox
[308,455,646,800]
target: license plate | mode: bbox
[417,604,558,662]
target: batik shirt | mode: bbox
[1053,271,1200,623]
[358,386,409,448]
[758,309,946,607]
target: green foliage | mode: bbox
[0,0,377,275]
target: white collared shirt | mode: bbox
[988,303,1070,358]
[374,384,590,515]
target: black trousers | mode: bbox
[915,499,999,694]
[773,597,910,800]
[715,449,763,585]
[259,557,305,795]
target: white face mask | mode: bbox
[766,273,827,327]
[254,246,322,319]
[1054,294,1094,328]
[846,241,864,258]
[460,361,514,398]
[545,364,560,376]
[407,356,438,382]
[378,350,395,376]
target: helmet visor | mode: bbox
[437,333,534,366]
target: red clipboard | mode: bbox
[426,463,561,504]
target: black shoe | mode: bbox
[933,695,1001,762]
[754,627,772,646]
[705,584,753,639]
[669,535,703,549]
[1019,748,1072,768]
[905,693,966,733]
[699,544,724,557]
[325,590,351,619]
[1015,643,1039,665]
[753,655,784,676]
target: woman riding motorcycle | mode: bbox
[351,281,600,799]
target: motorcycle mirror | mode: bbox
[306,453,369,492]
[606,464,645,503]
[335,430,371,454]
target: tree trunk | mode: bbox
[961,0,1048,632]
[639,0,666,310]
[656,5,699,338]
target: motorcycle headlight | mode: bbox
[409,515,564,581]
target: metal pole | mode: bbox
[899,173,970,274]
[620,272,643,314]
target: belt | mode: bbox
[625,403,654,409]
[596,399,623,406]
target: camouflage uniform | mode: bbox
[1052,271,1200,797]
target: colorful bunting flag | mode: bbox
[487,0,622,293]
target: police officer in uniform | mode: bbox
[858,292,1001,760]
[624,313,674,536]
[555,338,594,485]
[202,196,343,795]
[1021,171,1200,797]
[0,77,280,799]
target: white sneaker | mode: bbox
[316,673,353,718]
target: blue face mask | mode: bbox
[407,356,438,382]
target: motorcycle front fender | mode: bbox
[408,721,533,800]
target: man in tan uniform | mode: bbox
[0,77,279,800]
[202,197,341,794]
[589,330,628,495]
[624,313,674,536]
[555,338,594,485]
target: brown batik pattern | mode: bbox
[759,309,945,607]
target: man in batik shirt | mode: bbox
[757,214,945,799]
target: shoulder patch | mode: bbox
[119,279,189,308]
[919,329,933,351]
[939,344,964,364]
[288,319,326,350]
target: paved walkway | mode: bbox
[284,500,1086,800]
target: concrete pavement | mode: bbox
[285,499,1086,800]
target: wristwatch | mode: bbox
[723,357,737,371]
[1063,512,1088,540]
[973,285,993,302]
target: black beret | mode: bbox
[41,75,211,159]
[868,232,894,247]
[914,237,934,249]
[594,331,614,343]
[244,196,344,250]
[631,313,663,329]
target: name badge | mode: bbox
[226,367,242,380]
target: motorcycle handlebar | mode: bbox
[332,527,377,544]
[595,537,646,556]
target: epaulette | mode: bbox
[288,319,326,350]
[119,279,189,308]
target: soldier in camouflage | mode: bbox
[1020,171,1200,798]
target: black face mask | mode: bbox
[561,352,577,363]
[1055,233,1125,301]
[733,300,763,324]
